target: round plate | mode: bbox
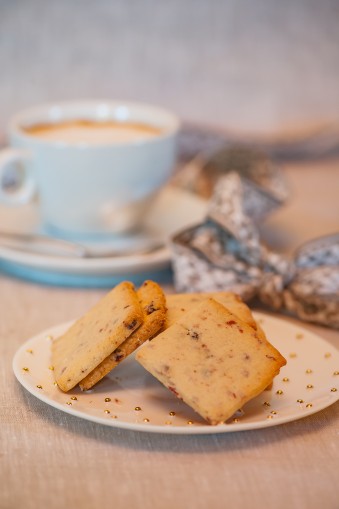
[13,312,339,434]
[0,186,207,285]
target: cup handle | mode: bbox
[0,148,36,205]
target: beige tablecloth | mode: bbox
[1,158,338,509]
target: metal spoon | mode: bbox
[0,231,163,258]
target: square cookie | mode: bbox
[52,281,143,392]
[165,292,257,329]
[136,298,286,424]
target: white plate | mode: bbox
[0,186,207,277]
[13,312,339,434]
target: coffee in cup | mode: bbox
[21,119,164,144]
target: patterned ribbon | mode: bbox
[171,171,339,329]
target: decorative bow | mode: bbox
[171,171,339,329]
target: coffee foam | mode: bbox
[22,119,163,144]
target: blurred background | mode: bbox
[1,0,339,140]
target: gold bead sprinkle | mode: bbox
[104,397,111,402]
[271,411,277,415]
[333,371,339,376]
[22,367,29,372]
[143,418,150,423]
[331,388,337,392]
[48,365,54,371]
[187,420,194,425]
[306,403,313,408]
[165,421,172,425]
[267,415,273,419]
[26,349,33,354]
[296,333,304,339]
[282,377,289,382]
[297,399,304,403]
[306,369,313,374]
[276,390,284,395]
[169,411,176,416]
[111,415,118,419]
[289,353,297,358]
[263,401,271,407]
[306,384,314,389]
[53,382,58,386]
[134,406,142,411]
[233,418,239,423]
[70,396,77,401]
[104,409,110,414]
[36,385,43,389]
[325,353,331,358]
[66,401,72,406]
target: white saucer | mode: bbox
[0,186,207,284]
[13,312,339,434]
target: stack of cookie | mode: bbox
[52,281,166,392]
[52,281,286,425]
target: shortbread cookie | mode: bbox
[79,280,167,390]
[136,298,286,425]
[52,282,143,392]
[165,292,258,331]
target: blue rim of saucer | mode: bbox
[0,259,173,288]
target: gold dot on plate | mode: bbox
[48,365,54,371]
[306,403,313,408]
[306,384,314,389]
[165,420,172,425]
[289,353,297,358]
[36,385,43,389]
[22,367,29,372]
[282,377,289,382]
[66,401,72,406]
[297,399,304,403]
[271,410,277,415]
[169,411,176,416]
[305,369,313,374]
[104,409,110,414]
[26,349,33,354]
[134,406,142,411]
[331,388,337,392]
[70,396,77,401]
[53,382,58,386]
[143,418,150,423]
[187,420,194,425]
[111,415,118,419]
[104,397,111,402]
[325,352,332,358]
[263,401,271,407]
[296,333,304,339]
[232,418,239,423]
[276,390,284,395]
[267,415,274,419]
[333,371,339,376]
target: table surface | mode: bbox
[1,157,339,509]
